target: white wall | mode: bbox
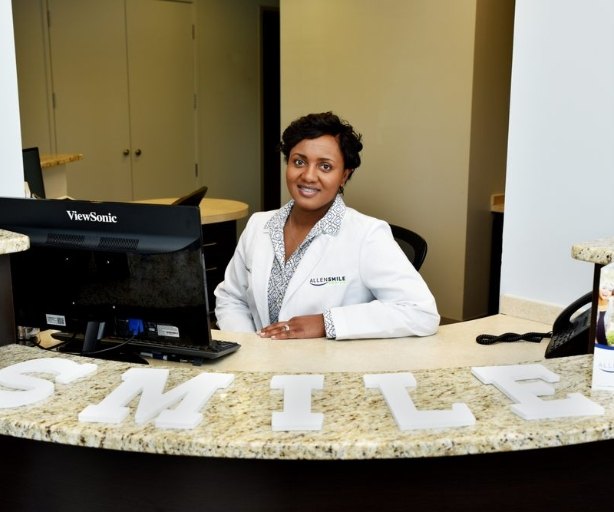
[501,0,614,322]
[0,0,24,198]
[12,0,53,152]
[281,0,513,321]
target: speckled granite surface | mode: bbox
[0,229,29,255]
[0,344,613,461]
[572,237,614,265]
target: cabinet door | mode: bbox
[126,0,198,200]
[48,0,197,202]
[48,0,133,201]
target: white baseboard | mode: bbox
[499,294,564,326]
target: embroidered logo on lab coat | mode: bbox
[309,276,346,286]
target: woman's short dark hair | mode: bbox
[279,112,363,176]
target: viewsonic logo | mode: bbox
[66,210,118,223]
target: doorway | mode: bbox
[261,7,280,211]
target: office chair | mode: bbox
[22,147,46,198]
[389,224,428,271]
[172,186,208,206]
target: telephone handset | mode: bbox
[545,291,592,359]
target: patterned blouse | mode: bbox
[264,195,346,338]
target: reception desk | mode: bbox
[1,315,613,511]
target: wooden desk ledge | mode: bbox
[39,153,83,168]
[136,197,249,224]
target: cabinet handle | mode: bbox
[135,149,142,156]
[123,149,130,156]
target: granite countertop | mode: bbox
[572,237,614,265]
[0,229,29,255]
[0,343,612,461]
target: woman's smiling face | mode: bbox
[285,135,350,217]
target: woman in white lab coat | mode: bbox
[214,112,439,340]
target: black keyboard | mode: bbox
[51,332,240,362]
[105,337,240,360]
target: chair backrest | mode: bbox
[22,147,46,198]
[389,223,428,271]
[172,185,208,206]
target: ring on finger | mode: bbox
[284,323,290,332]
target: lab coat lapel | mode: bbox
[282,235,330,307]
[250,229,275,326]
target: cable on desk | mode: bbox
[475,331,552,345]
[80,337,134,356]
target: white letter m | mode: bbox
[79,368,234,429]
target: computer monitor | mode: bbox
[22,147,46,198]
[0,197,238,363]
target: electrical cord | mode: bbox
[31,330,135,356]
[475,331,553,345]
[80,337,135,356]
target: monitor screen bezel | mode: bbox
[1,196,213,360]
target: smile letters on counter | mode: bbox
[79,368,235,429]
[0,358,604,431]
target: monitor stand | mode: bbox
[83,321,105,353]
[54,320,104,355]
[54,321,148,364]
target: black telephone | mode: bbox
[544,291,592,358]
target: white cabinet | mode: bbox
[48,0,197,201]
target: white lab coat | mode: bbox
[214,206,440,339]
